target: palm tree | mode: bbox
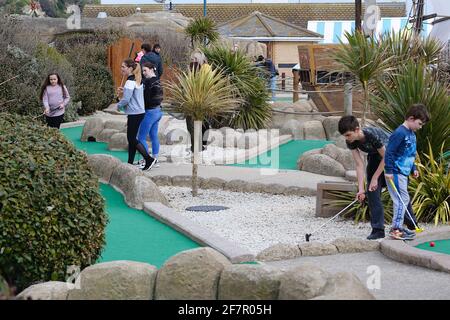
[165,66,242,196]
[379,29,444,69]
[202,45,271,129]
[333,30,393,126]
[185,17,220,49]
[372,61,450,159]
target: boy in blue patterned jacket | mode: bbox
[385,104,430,240]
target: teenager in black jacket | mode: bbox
[137,62,163,167]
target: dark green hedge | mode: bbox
[74,63,115,115]
[0,113,107,290]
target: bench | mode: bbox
[316,181,357,218]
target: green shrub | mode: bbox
[0,113,107,290]
[373,61,450,158]
[185,17,220,48]
[202,45,271,129]
[327,190,393,224]
[0,42,75,119]
[54,31,120,115]
[410,142,450,225]
[54,29,124,55]
[75,63,114,115]
[64,101,81,123]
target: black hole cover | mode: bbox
[185,205,230,212]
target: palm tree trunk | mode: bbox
[362,83,369,128]
[355,0,362,32]
[192,120,202,197]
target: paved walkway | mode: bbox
[265,251,450,300]
[146,162,346,191]
[64,113,347,192]
[65,114,450,300]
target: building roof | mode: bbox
[83,3,406,28]
[218,11,323,41]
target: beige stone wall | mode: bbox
[273,41,316,78]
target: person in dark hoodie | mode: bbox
[137,62,163,168]
[140,43,163,79]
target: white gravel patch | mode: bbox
[160,186,374,255]
[160,186,449,255]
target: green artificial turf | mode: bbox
[415,239,450,256]
[98,184,199,268]
[61,126,199,267]
[230,139,333,170]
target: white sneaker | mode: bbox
[154,159,160,168]
[133,159,145,169]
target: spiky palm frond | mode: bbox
[372,61,450,158]
[202,45,271,129]
[410,142,450,225]
[333,30,394,125]
[185,17,220,48]
[164,66,242,122]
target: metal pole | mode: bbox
[293,70,299,103]
[355,0,362,31]
[281,72,285,91]
[203,0,207,17]
[344,82,353,116]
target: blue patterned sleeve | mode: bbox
[385,130,404,174]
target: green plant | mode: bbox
[54,31,121,115]
[64,101,81,122]
[185,17,220,49]
[0,42,75,119]
[202,45,271,129]
[326,190,393,224]
[0,113,107,290]
[165,66,241,196]
[54,29,124,56]
[410,142,450,225]
[74,63,114,115]
[373,61,450,158]
[379,30,444,68]
[333,31,393,126]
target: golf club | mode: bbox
[305,198,359,242]
[388,179,424,233]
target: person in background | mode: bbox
[140,43,163,79]
[186,51,209,152]
[116,58,156,171]
[40,73,70,129]
[135,49,144,63]
[136,62,164,168]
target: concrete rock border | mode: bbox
[256,238,381,262]
[151,175,316,196]
[380,227,450,273]
[18,248,374,300]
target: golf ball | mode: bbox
[430,242,435,247]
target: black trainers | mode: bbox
[367,229,385,240]
[142,158,157,171]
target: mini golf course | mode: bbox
[61,125,334,266]
[98,183,198,268]
[415,239,450,255]
[61,126,199,268]
[230,139,333,170]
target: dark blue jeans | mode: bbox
[366,154,417,231]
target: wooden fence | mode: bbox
[107,37,143,89]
